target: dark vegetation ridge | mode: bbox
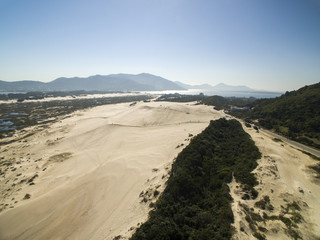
[130,119,261,240]
[201,95,256,110]
[156,93,256,109]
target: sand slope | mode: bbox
[230,122,320,240]
[0,101,222,240]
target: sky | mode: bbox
[0,0,320,91]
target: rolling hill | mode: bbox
[250,82,320,149]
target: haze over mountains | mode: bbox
[174,81,255,92]
[0,73,182,92]
[0,73,281,98]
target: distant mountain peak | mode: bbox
[212,83,254,92]
[138,72,151,76]
[215,83,227,87]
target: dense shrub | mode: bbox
[130,119,261,240]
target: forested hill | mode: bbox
[199,82,320,149]
[250,82,320,149]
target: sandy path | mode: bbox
[230,122,320,239]
[0,101,222,240]
[260,129,320,158]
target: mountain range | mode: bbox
[174,81,256,92]
[1,73,264,93]
[0,73,185,92]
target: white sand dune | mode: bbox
[0,101,222,240]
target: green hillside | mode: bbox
[199,82,320,149]
[250,82,320,149]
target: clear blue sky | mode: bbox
[1,0,320,91]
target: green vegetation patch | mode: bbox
[23,193,31,200]
[260,201,303,239]
[254,195,274,211]
[130,119,261,240]
[156,93,205,103]
[309,163,320,178]
[201,96,256,111]
[253,231,266,240]
[48,152,72,163]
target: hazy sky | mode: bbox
[1,0,320,91]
